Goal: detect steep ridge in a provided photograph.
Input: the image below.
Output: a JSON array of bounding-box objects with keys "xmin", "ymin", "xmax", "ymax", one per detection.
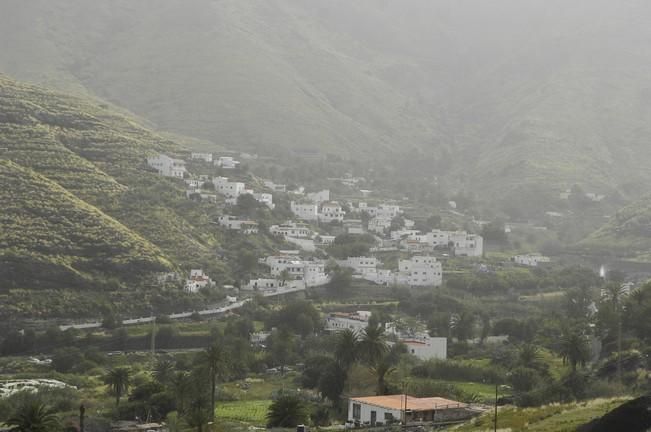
[{"xmin": 0, "ymin": 75, "xmax": 225, "ymax": 297}]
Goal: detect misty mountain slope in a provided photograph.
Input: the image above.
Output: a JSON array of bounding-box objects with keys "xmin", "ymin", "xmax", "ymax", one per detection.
[
  {"xmin": 0, "ymin": 75, "xmax": 227, "ymax": 292},
  {"xmin": 577, "ymin": 198, "xmax": 651, "ymax": 261},
  {"xmin": 2, "ymin": 0, "xmax": 651, "ymax": 199},
  {"xmin": 0, "ymin": 0, "xmax": 441, "ymax": 157}
]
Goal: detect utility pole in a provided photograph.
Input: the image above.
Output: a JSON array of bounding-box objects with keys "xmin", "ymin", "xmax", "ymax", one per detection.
[
  {"xmin": 79, "ymin": 404, "xmax": 85, "ymax": 432},
  {"xmin": 494, "ymin": 383, "xmax": 498, "ymax": 432},
  {"xmin": 150, "ymin": 308, "xmax": 156, "ymax": 360}
]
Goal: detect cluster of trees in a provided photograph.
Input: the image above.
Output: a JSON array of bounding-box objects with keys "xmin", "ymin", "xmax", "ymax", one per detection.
[
  {"xmin": 302, "ymin": 324, "xmax": 406, "ymax": 410},
  {"xmin": 327, "ymin": 233, "xmax": 377, "ymax": 260}
]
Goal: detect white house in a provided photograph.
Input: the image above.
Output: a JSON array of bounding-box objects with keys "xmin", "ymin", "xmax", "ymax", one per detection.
[
  {"xmin": 269, "ymin": 222, "xmax": 313, "ymax": 239},
  {"xmin": 368, "ymin": 216, "xmax": 393, "ymax": 234},
  {"xmin": 306, "ymin": 189, "xmax": 330, "ymax": 205},
  {"xmin": 215, "ymin": 156, "xmax": 239, "ymax": 169},
  {"xmin": 244, "ymin": 278, "xmax": 284, "ymax": 291},
  {"xmin": 399, "ymin": 336, "xmax": 447, "ymax": 360},
  {"xmin": 185, "ymin": 269, "xmax": 212, "ymax": 293},
  {"xmin": 191, "ymin": 152, "xmax": 213, "ymax": 163},
  {"xmin": 398, "ymin": 256, "xmax": 442, "ymax": 287},
  {"xmin": 339, "ymin": 256, "xmax": 379, "ymax": 278},
  {"xmin": 364, "ymin": 203, "xmax": 401, "ymax": 219},
  {"xmin": 303, "ymin": 261, "xmax": 329, "ymax": 287},
  {"xmin": 324, "ymin": 311, "xmax": 372, "ymax": 332},
  {"xmin": 347, "ymin": 395, "xmax": 468, "ymax": 427},
  {"xmin": 315, "ymin": 235, "xmax": 336, "ymax": 246},
  {"xmin": 513, "ymin": 254, "xmax": 551, "ymax": 267},
  {"xmin": 252, "ymin": 192, "xmax": 275, "ymax": 209},
  {"xmin": 290, "ymin": 202, "xmax": 319, "ymax": 221},
  {"xmin": 147, "ymin": 154, "xmax": 186, "ymax": 178},
  {"xmin": 213, "ymin": 177, "xmax": 246, "ymax": 198},
  {"xmin": 185, "ymin": 178, "xmax": 205, "ymax": 189},
  {"xmin": 218, "ymin": 215, "xmax": 259, "ymax": 234},
  {"xmin": 259, "ymin": 256, "xmax": 329, "ymax": 287},
  {"xmin": 319, "ymin": 202, "xmax": 345, "ymax": 223},
  {"xmin": 261, "ymin": 255, "xmax": 306, "ymax": 279},
  {"xmin": 450, "ymin": 232, "xmax": 483, "ymax": 257},
  {"xmin": 402, "ymin": 230, "xmax": 483, "ymax": 257}
]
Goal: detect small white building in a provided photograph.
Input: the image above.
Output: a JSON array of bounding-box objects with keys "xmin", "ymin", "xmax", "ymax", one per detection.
[
  {"xmin": 213, "ymin": 177, "xmax": 246, "ymax": 198},
  {"xmin": 191, "ymin": 152, "xmax": 213, "ymax": 163},
  {"xmin": 398, "ymin": 256, "xmax": 442, "ymax": 287},
  {"xmin": 251, "ymin": 331, "xmax": 271, "ymax": 345},
  {"xmin": 319, "ymin": 202, "xmax": 345, "ymax": 223},
  {"xmin": 513, "ymin": 254, "xmax": 551, "ymax": 267},
  {"xmin": 244, "ymin": 278, "xmax": 284, "ymax": 291},
  {"xmin": 258, "ymin": 256, "xmax": 329, "ymax": 287},
  {"xmin": 367, "ymin": 204, "xmax": 402, "ymax": 219},
  {"xmin": 218, "ymin": 215, "xmax": 259, "ymax": 234},
  {"xmin": 339, "ymin": 256, "xmax": 379, "ymax": 278},
  {"xmin": 400, "ymin": 336, "xmax": 447, "ymax": 360},
  {"xmin": 262, "ymin": 255, "xmax": 306, "ymax": 279},
  {"xmin": 215, "ymin": 156, "xmax": 239, "ymax": 169},
  {"xmin": 324, "ymin": 311, "xmax": 372, "ymax": 333},
  {"xmin": 185, "ymin": 269, "xmax": 212, "ymax": 293},
  {"xmin": 269, "ymin": 222, "xmax": 313, "ymax": 239},
  {"xmin": 252, "ymin": 192, "xmax": 275, "ymax": 209},
  {"xmin": 147, "ymin": 154, "xmax": 186, "ymax": 178},
  {"xmin": 450, "ymin": 232, "xmax": 483, "ymax": 257},
  {"xmin": 316, "ymin": 235, "xmax": 336, "ymax": 246},
  {"xmin": 185, "ymin": 178, "xmax": 205, "ymax": 189},
  {"xmin": 304, "ymin": 261, "xmax": 329, "ymax": 287},
  {"xmin": 368, "ymin": 217, "xmax": 393, "ymax": 234},
  {"xmin": 290, "ymin": 201, "xmax": 319, "ymax": 221}
]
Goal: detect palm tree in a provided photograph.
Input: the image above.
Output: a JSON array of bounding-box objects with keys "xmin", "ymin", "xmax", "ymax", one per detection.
[
  {"xmin": 6, "ymin": 400, "xmax": 60, "ymax": 432},
  {"xmin": 358, "ymin": 324, "xmax": 387, "ymax": 366},
  {"xmin": 517, "ymin": 343, "xmax": 541, "ymax": 369},
  {"xmin": 171, "ymin": 371, "xmax": 192, "ymax": 415},
  {"xmin": 266, "ymin": 395, "xmax": 309, "ymax": 428},
  {"xmin": 198, "ymin": 344, "xmax": 228, "ymax": 423},
  {"xmin": 559, "ymin": 330, "xmax": 591, "ymax": 372},
  {"xmin": 334, "ymin": 329, "xmax": 358, "ymax": 371},
  {"xmin": 370, "ymin": 343, "xmax": 405, "ymax": 395},
  {"xmin": 602, "ymin": 283, "xmax": 628, "ymax": 383},
  {"xmin": 185, "ymin": 393, "xmax": 211, "ymax": 432},
  {"xmin": 450, "ymin": 311, "xmax": 475, "ymax": 343},
  {"xmin": 153, "ymin": 357, "xmax": 176, "ymax": 386},
  {"xmin": 104, "ymin": 367, "xmax": 131, "ymax": 406}
]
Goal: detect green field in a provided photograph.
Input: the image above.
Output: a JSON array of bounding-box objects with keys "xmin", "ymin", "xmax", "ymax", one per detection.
[{"xmin": 217, "ymin": 400, "xmax": 271, "ymax": 426}]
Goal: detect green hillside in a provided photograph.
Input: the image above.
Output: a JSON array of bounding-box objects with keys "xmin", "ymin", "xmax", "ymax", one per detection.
[
  {"xmin": 0, "ymin": 160, "xmax": 171, "ymax": 289},
  {"xmin": 0, "ymin": 75, "xmax": 239, "ymax": 318},
  {"xmin": 454, "ymin": 398, "xmax": 631, "ymax": 432}
]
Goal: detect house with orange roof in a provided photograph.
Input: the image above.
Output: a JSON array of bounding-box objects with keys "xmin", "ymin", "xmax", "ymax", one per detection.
[{"xmin": 347, "ymin": 394, "xmax": 476, "ymax": 427}]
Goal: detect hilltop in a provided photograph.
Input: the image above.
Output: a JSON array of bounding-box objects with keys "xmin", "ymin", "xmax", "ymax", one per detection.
[{"xmin": 3, "ymin": 1, "xmax": 651, "ymax": 202}]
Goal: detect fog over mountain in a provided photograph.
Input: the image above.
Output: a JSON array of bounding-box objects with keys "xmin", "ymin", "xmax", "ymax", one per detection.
[
  {"xmin": 5, "ymin": 3, "xmax": 651, "ymax": 430},
  {"xmin": 2, "ymin": 0, "xmax": 651, "ymax": 199}
]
